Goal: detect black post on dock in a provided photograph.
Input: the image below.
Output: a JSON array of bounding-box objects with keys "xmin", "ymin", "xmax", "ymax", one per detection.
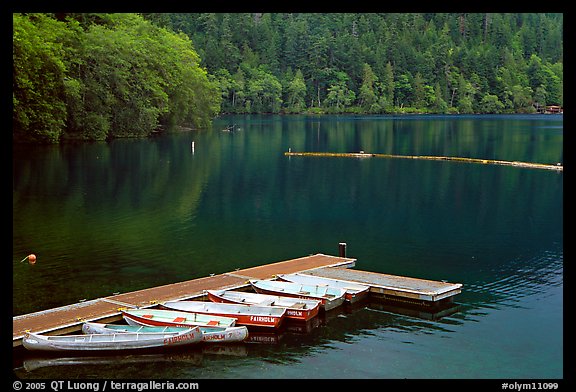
[{"xmin": 338, "ymin": 242, "xmax": 347, "ymax": 258}]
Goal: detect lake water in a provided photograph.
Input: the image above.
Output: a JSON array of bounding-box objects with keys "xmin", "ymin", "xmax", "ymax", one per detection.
[{"xmin": 12, "ymin": 114, "xmax": 563, "ymax": 380}]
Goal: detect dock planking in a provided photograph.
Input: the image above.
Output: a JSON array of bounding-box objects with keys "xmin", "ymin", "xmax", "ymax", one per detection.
[
  {"xmin": 13, "ymin": 252, "xmax": 464, "ymax": 347},
  {"xmin": 13, "ymin": 253, "xmax": 355, "ymax": 347},
  {"xmin": 300, "ymin": 267, "xmax": 462, "ymax": 304}
]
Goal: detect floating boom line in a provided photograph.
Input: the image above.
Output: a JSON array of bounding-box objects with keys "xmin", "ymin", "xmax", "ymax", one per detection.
[{"xmin": 284, "ymin": 151, "xmax": 563, "ymax": 172}]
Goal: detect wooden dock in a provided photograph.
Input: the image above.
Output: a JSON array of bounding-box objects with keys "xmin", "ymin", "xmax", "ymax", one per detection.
[
  {"xmin": 13, "ymin": 252, "xmax": 464, "ymax": 347},
  {"xmin": 13, "ymin": 253, "xmax": 355, "ymax": 347},
  {"xmin": 285, "ymin": 151, "xmax": 563, "ymax": 171}
]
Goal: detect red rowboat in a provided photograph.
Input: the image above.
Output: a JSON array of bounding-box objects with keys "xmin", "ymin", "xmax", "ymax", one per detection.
[
  {"xmin": 122, "ymin": 308, "xmax": 237, "ymax": 328},
  {"xmin": 206, "ymin": 289, "xmax": 321, "ymax": 322},
  {"xmin": 161, "ymin": 300, "xmax": 286, "ymax": 329}
]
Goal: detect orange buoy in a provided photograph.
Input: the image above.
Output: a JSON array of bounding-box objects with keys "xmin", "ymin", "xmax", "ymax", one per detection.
[{"xmin": 28, "ymin": 254, "xmax": 36, "ymax": 264}]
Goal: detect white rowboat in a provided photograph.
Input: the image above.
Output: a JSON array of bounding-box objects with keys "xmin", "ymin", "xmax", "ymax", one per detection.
[
  {"xmin": 250, "ymin": 279, "xmax": 346, "ymax": 311},
  {"xmin": 21, "ymin": 327, "xmax": 202, "ymax": 352},
  {"xmin": 82, "ymin": 322, "xmax": 248, "ymax": 343},
  {"xmin": 277, "ymin": 273, "xmax": 370, "ymax": 303}
]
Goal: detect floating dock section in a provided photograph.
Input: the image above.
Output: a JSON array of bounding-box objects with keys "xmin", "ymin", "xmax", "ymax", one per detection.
[
  {"xmin": 299, "ymin": 267, "xmax": 462, "ymax": 306},
  {"xmin": 13, "ymin": 251, "xmax": 463, "ymax": 347},
  {"xmin": 285, "ymin": 151, "xmax": 563, "ymax": 171}
]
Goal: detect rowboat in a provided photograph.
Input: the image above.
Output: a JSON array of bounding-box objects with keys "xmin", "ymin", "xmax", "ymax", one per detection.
[
  {"xmin": 250, "ymin": 279, "xmax": 346, "ymax": 311},
  {"xmin": 21, "ymin": 327, "xmax": 202, "ymax": 352},
  {"xmin": 276, "ymin": 273, "xmax": 370, "ymax": 303},
  {"xmin": 206, "ymin": 289, "xmax": 320, "ymax": 322},
  {"xmin": 161, "ymin": 300, "xmax": 286, "ymax": 329},
  {"xmin": 122, "ymin": 308, "xmax": 237, "ymax": 328},
  {"xmin": 82, "ymin": 322, "xmax": 249, "ymax": 343}
]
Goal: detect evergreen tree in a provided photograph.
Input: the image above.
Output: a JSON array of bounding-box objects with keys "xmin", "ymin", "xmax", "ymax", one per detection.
[
  {"xmin": 286, "ymin": 69, "xmax": 307, "ymax": 112},
  {"xmin": 358, "ymin": 63, "xmax": 378, "ymax": 111}
]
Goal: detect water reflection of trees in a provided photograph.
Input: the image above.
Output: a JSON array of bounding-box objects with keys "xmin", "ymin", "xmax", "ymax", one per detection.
[{"xmin": 12, "ymin": 115, "xmax": 563, "ymax": 317}]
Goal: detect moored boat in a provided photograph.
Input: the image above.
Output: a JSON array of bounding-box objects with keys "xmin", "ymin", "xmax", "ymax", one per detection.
[
  {"xmin": 21, "ymin": 327, "xmax": 202, "ymax": 352},
  {"xmin": 276, "ymin": 273, "xmax": 370, "ymax": 303},
  {"xmin": 206, "ymin": 289, "xmax": 320, "ymax": 322},
  {"xmin": 250, "ymin": 279, "xmax": 346, "ymax": 311},
  {"xmin": 161, "ymin": 300, "xmax": 286, "ymax": 329},
  {"xmin": 122, "ymin": 308, "xmax": 237, "ymax": 328},
  {"xmin": 82, "ymin": 322, "xmax": 248, "ymax": 343}
]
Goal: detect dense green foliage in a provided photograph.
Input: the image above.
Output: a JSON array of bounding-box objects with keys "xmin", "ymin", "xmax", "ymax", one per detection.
[
  {"xmin": 145, "ymin": 13, "xmax": 563, "ymax": 115},
  {"xmin": 13, "ymin": 13, "xmax": 220, "ymax": 143},
  {"xmin": 13, "ymin": 13, "xmax": 563, "ymax": 143}
]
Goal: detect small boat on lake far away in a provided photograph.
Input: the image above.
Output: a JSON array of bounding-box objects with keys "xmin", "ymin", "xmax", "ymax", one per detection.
[
  {"xmin": 206, "ymin": 289, "xmax": 321, "ymax": 322},
  {"xmin": 122, "ymin": 308, "xmax": 237, "ymax": 328},
  {"xmin": 21, "ymin": 327, "xmax": 202, "ymax": 352},
  {"xmin": 82, "ymin": 322, "xmax": 249, "ymax": 344},
  {"xmin": 250, "ymin": 279, "xmax": 347, "ymax": 311},
  {"xmin": 276, "ymin": 273, "xmax": 370, "ymax": 303},
  {"xmin": 161, "ymin": 300, "xmax": 286, "ymax": 329}
]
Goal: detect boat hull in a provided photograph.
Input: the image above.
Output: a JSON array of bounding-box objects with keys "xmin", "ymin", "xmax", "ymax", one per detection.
[
  {"xmin": 251, "ymin": 287, "xmax": 345, "ymax": 311},
  {"xmin": 250, "ymin": 280, "xmax": 346, "ymax": 311},
  {"xmin": 199, "ymin": 326, "xmax": 249, "ymax": 343},
  {"xmin": 22, "ymin": 328, "xmax": 202, "ymax": 352},
  {"xmin": 83, "ymin": 322, "xmax": 248, "ymax": 343},
  {"xmin": 122, "ymin": 309, "xmax": 236, "ymax": 328},
  {"xmin": 277, "ymin": 273, "xmax": 370, "ymax": 303},
  {"xmin": 161, "ymin": 301, "xmax": 285, "ymax": 329},
  {"xmin": 343, "ymin": 291, "xmax": 369, "ymax": 303},
  {"xmin": 207, "ymin": 290, "xmax": 320, "ymax": 322}
]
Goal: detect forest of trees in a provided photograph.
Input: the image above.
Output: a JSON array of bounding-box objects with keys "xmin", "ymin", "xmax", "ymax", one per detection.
[
  {"xmin": 13, "ymin": 13, "xmax": 221, "ymax": 143},
  {"xmin": 13, "ymin": 13, "xmax": 563, "ymax": 143}
]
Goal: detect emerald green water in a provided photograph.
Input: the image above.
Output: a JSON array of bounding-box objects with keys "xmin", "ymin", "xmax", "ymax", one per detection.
[{"xmin": 13, "ymin": 114, "xmax": 563, "ymax": 379}]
